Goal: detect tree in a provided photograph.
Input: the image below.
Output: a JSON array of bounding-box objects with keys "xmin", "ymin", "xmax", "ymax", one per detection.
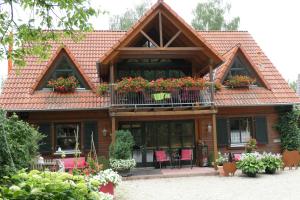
[
  {"xmin": 288, "ymin": 80, "xmax": 297, "ymax": 92},
  {"xmin": 109, "ymin": 0, "xmax": 152, "ymax": 31},
  {"xmin": 0, "ymin": 0, "xmax": 99, "ymax": 68},
  {"xmin": 0, "ymin": 110, "xmax": 44, "ymax": 177},
  {"xmin": 191, "ymin": 0, "xmax": 240, "ymax": 31}
]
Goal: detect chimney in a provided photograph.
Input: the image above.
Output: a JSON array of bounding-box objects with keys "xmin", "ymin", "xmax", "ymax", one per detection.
[{"xmin": 8, "ymin": 33, "xmax": 13, "ymax": 73}]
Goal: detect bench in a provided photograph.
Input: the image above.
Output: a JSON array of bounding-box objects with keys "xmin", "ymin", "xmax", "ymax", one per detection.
[{"xmin": 62, "ymin": 157, "xmax": 86, "ymax": 170}]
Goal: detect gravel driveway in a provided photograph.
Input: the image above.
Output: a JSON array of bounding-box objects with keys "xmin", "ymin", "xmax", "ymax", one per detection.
[{"xmin": 115, "ymin": 169, "xmax": 300, "ymax": 200}]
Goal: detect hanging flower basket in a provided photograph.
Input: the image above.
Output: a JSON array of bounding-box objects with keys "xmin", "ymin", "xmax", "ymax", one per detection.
[{"xmin": 47, "ymin": 76, "xmax": 79, "ymax": 93}]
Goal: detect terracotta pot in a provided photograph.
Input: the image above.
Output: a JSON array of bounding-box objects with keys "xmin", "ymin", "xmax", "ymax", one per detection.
[
  {"xmin": 99, "ymin": 182, "xmax": 114, "ymax": 195},
  {"xmin": 217, "ymin": 165, "xmax": 225, "ymax": 176},
  {"xmin": 282, "ymin": 150, "xmax": 300, "ymax": 169},
  {"xmin": 223, "ymin": 162, "xmax": 237, "ymax": 176}
]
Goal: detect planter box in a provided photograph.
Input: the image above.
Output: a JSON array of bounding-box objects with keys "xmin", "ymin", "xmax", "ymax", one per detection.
[
  {"xmin": 282, "ymin": 150, "xmax": 300, "ymax": 169},
  {"xmin": 99, "ymin": 182, "xmax": 114, "ymax": 195}
]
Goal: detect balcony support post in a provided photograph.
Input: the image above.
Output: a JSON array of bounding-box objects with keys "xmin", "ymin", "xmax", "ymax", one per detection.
[
  {"xmin": 209, "ymin": 59, "xmax": 215, "ymax": 105},
  {"xmin": 212, "ymin": 112, "xmax": 218, "ymax": 169},
  {"xmin": 111, "ymin": 116, "xmax": 116, "ymax": 143},
  {"xmin": 110, "ymin": 62, "xmax": 115, "ymax": 105}
]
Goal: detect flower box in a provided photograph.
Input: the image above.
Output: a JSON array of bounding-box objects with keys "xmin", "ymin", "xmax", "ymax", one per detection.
[
  {"xmin": 225, "ymin": 75, "xmax": 255, "ymax": 88},
  {"xmin": 47, "ymin": 76, "xmax": 79, "ymax": 93}
]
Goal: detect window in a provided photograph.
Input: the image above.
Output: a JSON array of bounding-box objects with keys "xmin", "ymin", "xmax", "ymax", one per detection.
[
  {"xmin": 40, "ymin": 54, "xmax": 89, "ymax": 90},
  {"xmin": 229, "ymin": 118, "xmax": 252, "ymax": 146},
  {"xmin": 228, "ymin": 56, "xmax": 252, "ymax": 77},
  {"xmin": 55, "ymin": 123, "xmax": 80, "ymax": 151}
]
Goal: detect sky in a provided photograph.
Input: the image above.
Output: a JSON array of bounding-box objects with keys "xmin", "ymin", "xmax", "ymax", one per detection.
[{"xmin": 1, "ymin": 0, "xmax": 300, "ymax": 83}]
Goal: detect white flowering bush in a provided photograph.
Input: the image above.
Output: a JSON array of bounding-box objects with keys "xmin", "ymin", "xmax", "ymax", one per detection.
[
  {"xmin": 93, "ymin": 169, "xmax": 122, "ymax": 186},
  {"xmin": 261, "ymin": 152, "xmax": 283, "ymax": 174},
  {"xmin": 110, "ymin": 159, "xmax": 136, "ymax": 171},
  {"xmin": 215, "ymin": 152, "xmax": 228, "ymax": 166},
  {"xmin": 236, "ymin": 152, "xmax": 264, "ymax": 177}
]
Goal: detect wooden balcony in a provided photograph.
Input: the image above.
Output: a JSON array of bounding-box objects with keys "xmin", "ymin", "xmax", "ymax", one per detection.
[{"xmin": 108, "ymin": 84, "xmax": 213, "ymax": 108}]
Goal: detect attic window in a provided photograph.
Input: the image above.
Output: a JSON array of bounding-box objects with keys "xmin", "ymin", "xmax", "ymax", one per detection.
[{"xmin": 40, "ymin": 54, "xmax": 89, "ymax": 90}]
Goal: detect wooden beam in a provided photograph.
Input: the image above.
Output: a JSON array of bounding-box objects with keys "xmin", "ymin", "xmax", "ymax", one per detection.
[
  {"xmin": 212, "ymin": 113, "xmax": 218, "ymax": 169},
  {"xmin": 209, "ymin": 59, "xmax": 215, "ymax": 104},
  {"xmin": 109, "ymin": 62, "xmax": 114, "ymax": 83},
  {"xmin": 111, "ymin": 117, "xmax": 116, "ymax": 143},
  {"xmin": 165, "ymin": 30, "xmax": 181, "ymax": 47},
  {"xmin": 118, "ymin": 47, "xmax": 203, "ymax": 51},
  {"xmin": 159, "ymin": 12, "xmax": 163, "ymax": 47},
  {"xmin": 140, "ymin": 30, "xmax": 159, "ymax": 47},
  {"xmin": 110, "ymin": 109, "xmax": 217, "ymax": 117}
]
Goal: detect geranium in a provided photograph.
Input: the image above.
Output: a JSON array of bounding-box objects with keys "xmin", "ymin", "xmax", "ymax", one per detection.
[
  {"xmin": 47, "ymin": 76, "xmax": 79, "ymax": 93},
  {"xmin": 116, "ymin": 77, "xmax": 149, "ymax": 92},
  {"xmin": 97, "ymin": 83, "xmax": 109, "ymax": 96},
  {"xmin": 225, "ymin": 75, "xmax": 256, "ymax": 88}
]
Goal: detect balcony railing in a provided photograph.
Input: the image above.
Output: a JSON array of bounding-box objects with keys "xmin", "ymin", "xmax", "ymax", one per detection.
[{"xmin": 109, "ymin": 84, "xmax": 213, "ymax": 108}]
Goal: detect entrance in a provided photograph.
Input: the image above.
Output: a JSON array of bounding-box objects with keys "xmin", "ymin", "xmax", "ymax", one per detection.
[{"xmin": 119, "ymin": 120, "xmax": 195, "ymax": 167}]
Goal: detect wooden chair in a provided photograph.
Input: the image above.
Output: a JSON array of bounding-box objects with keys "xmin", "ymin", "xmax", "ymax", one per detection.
[
  {"xmin": 180, "ymin": 149, "xmax": 193, "ymax": 169},
  {"xmin": 155, "ymin": 150, "xmax": 171, "ymax": 169}
]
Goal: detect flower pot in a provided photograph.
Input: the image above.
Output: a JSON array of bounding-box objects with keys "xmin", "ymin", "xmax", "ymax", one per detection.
[
  {"xmin": 99, "ymin": 182, "xmax": 114, "ymax": 195},
  {"xmin": 265, "ymin": 167, "xmax": 276, "ymax": 174},
  {"xmin": 223, "ymin": 162, "xmax": 237, "ymax": 176},
  {"xmin": 217, "ymin": 165, "xmax": 225, "ymax": 176},
  {"xmin": 117, "ymin": 168, "xmax": 131, "ymax": 177},
  {"xmin": 243, "ymin": 170, "xmax": 257, "ymax": 177}
]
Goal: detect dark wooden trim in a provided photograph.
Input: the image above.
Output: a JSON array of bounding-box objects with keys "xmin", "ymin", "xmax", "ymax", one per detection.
[
  {"xmin": 141, "ymin": 30, "xmax": 159, "ymax": 47},
  {"xmin": 159, "ymin": 12, "xmax": 163, "ymax": 47},
  {"xmin": 165, "ymin": 30, "xmax": 181, "ymax": 47},
  {"xmin": 118, "ymin": 47, "xmax": 203, "ymax": 51}
]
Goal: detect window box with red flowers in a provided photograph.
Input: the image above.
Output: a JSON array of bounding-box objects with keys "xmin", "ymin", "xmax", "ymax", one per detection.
[
  {"xmin": 225, "ymin": 75, "xmax": 256, "ymax": 88},
  {"xmin": 47, "ymin": 76, "xmax": 79, "ymax": 93}
]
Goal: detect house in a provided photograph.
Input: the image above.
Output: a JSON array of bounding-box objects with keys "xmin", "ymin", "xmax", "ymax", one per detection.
[{"xmin": 1, "ymin": 1, "xmax": 299, "ymax": 167}]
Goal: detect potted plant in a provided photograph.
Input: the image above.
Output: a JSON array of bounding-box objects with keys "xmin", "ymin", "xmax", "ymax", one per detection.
[
  {"xmin": 223, "ymin": 153, "xmax": 237, "ymax": 176},
  {"xmin": 215, "ymin": 152, "xmax": 228, "ymax": 176},
  {"xmin": 261, "ymin": 152, "xmax": 283, "ymax": 174},
  {"xmin": 236, "ymin": 152, "xmax": 264, "ymax": 177},
  {"xmin": 47, "ymin": 76, "xmax": 79, "ymax": 93},
  {"xmin": 97, "ymin": 83, "xmax": 109, "ymax": 96},
  {"xmin": 92, "ymin": 169, "xmax": 122, "ymax": 195},
  {"xmin": 225, "ymin": 75, "xmax": 255, "ymax": 88},
  {"xmin": 109, "ymin": 130, "xmax": 136, "ymax": 176},
  {"xmin": 245, "ymin": 138, "xmax": 257, "ymax": 153}
]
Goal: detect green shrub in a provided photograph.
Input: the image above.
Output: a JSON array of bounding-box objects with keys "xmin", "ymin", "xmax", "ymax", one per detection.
[
  {"xmin": 236, "ymin": 153, "xmax": 264, "ymax": 177},
  {"xmin": 98, "ymin": 156, "xmax": 110, "ymax": 170},
  {"xmin": 275, "ymin": 109, "xmax": 300, "ymax": 151},
  {"xmin": 109, "ymin": 130, "xmax": 134, "ymax": 160},
  {"xmin": 261, "ymin": 152, "xmax": 283, "ymax": 174},
  {"xmin": 0, "ymin": 110, "xmax": 44, "ymax": 177},
  {"xmin": 0, "ymin": 170, "xmax": 113, "ymax": 200}
]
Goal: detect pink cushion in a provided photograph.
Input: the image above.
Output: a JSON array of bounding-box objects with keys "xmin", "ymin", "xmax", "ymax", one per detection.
[
  {"xmin": 63, "ymin": 157, "xmax": 86, "ymax": 169},
  {"xmin": 155, "ymin": 151, "xmax": 169, "ymax": 162},
  {"xmin": 181, "ymin": 149, "xmax": 192, "ymax": 161}
]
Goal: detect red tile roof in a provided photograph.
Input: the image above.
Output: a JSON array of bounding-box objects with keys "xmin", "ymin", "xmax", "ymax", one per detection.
[{"xmin": 1, "ymin": 30, "xmax": 299, "ymax": 111}]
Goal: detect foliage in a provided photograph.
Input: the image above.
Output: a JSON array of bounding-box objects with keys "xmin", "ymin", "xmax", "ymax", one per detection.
[
  {"xmin": 215, "ymin": 152, "xmax": 228, "ymax": 166},
  {"xmin": 225, "ymin": 75, "xmax": 256, "ymax": 88},
  {"xmin": 116, "ymin": 77, "xmax": 149, "ymax": 92},
  {"xmin": 0, "ymin": 170, "xmax": 113, "ymax": 200},
  {"xmin": 214, "ymin": 81, "xmax": 222, "ymax": 91},
  {"xmin": 236, "ymin": 152, "xmax": 264, "ymax": 177},
  {"xmin": 245, "ymin": 138, "xmax": 257, "ymax": 153},
  {"xmin": 288, "ymin": 80, "xmax": 297, "ymax": 92},
  {"xmin": 97, "ymin": 83, "xmax": 109, "ymax": 96},
  {"xmin": 260, "ymin": 152, "xmax": 283, "ymax": 174},
  {"xmin": 109, "ymin": 159, "xmax": 136, "ymax": 171},
  {"xmin": 275, "ymin": 109, "xmax": 300, "ymax": 151},
  {"xmin": 0, "ymin": 110, "xmax": 43, "ymax": 177},
  {"xmin": 98, "ymin": 156, "xmax": 110, "ymax": 170},
  {"xmin": 109, "ymin": 130, "xmax": 134, "ymax": 160},
  {"xmin": 0, "ymin": 0, "xmax": 99, "ymax": 68},
  {"xmin": 47, "ymin": 76, "xmax": 79, "ymax": 93},
  {"xmin": 83, "ymin": 154, "xmax": 103, "ymax": 176},
  {"xmin": 109, "ymin": 0, "xmax": 152, "ymax": 30},
  {"xmin": 92, "ymin": 169, "xmax": 122, "ymax": 186},
  {"xmin": 191, "ymin": 0, "xmax": 240, "ymax": 31}
]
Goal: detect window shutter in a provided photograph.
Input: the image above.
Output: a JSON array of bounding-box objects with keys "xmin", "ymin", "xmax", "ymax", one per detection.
[
  {"xmin": 83, "ymin": 121, "xmax": 98, "ymax": 152},
  {"xmin": 217, "ymin": 118, "xmax": 228, "ymax": 146},
  {"xmin": 38, "ymin": 123, "xmax": 52, "ymax": 153},
  {"xmin": 255, "ymin": 116, "xmax": 268, "ymax": 144}
]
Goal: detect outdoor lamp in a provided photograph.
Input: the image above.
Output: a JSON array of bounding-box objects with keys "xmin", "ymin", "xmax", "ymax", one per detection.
[
  {"xmin": 207, "ymin": 122, "xmax": 212, "ymax": 134},
  {"xmin": 102, "ymin": 128, "xmax": 108, "ymax": 137}
]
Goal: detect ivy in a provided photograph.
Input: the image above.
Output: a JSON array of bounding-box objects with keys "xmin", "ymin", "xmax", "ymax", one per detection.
[{"xmin": 275, "ymin": 108, "xmax": 300, "ymax": 151}]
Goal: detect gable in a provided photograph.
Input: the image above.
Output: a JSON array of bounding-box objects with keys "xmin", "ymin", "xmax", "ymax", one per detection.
[
  {"xmin": 99, "ymin": 1, "xmax": 224, "ymax": 67},
  {"xmin": 32, "ymin": 47, "xmax": 95, "ymax": 93},
  {"xmin": 220, "ymin": 45, "xmax": 270, "ymax": 89}
]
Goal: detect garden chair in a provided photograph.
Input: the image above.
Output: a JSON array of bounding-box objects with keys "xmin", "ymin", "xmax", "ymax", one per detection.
[
  {"xmin": 155, "ymin": 150, "xmax": 171, "ymax": 169},
  {"xmin": 180, "ymin": 149, "xmax": 193, "ymax": 169},
  {"xmin": 62, "ymin": 157, "xmax": 86, "ymax": 172}
]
